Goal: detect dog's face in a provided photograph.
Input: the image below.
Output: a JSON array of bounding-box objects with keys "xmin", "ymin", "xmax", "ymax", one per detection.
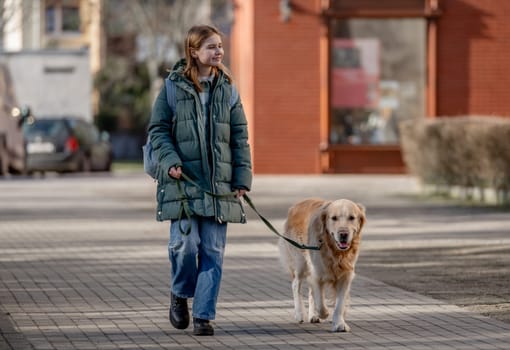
[{"xmin": 321, "ymin": 199, "xmax": 366, "ymax": 251}]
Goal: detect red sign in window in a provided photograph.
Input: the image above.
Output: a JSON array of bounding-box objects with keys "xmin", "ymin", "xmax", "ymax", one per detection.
[{"xmin": 331, "ymin": 39, "xmax": 380, "ymax": 109}]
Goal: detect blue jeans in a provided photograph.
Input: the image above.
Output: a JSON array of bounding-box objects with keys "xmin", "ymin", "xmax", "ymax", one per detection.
[{"xmin": 168, "ymin": 216, "xmax": 227, "ymax": 320}]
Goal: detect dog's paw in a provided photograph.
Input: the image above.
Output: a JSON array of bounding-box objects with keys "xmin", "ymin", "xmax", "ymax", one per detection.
[
  {"xmin": 318, "ymin": 308, "xmax": 329, "ymax": 320},
  {"xmin": 332, "ymin": 322, "xmax": 350, "ymax": 333},
  {"xmin": 294, "ymin": 309, "xmax": 304, "ymax": 323},
  {"xmin": 309, "ymin": 315, "xmax": 321, "ymax": 323}
]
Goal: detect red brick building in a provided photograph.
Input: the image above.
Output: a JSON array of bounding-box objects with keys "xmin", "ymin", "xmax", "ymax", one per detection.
[{"xmin": 230, "ymin": 0, "xmax": 510, "ymax": 174}]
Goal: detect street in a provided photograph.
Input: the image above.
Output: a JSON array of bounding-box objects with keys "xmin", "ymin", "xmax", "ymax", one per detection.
[{"xmin": 1, "ymin": 172, "xmax": 509, "ymax": 349}]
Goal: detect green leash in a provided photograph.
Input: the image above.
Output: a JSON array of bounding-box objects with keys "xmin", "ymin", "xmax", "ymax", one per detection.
[
  {"xmin": 175, "ymin": 180, "xmax": 192, "ymax": 235},
  {"xmin": 175, "ymin": 173, "xmax": 237, "ymax": 236},
  {"xmin": 241, "ymin": 193, "xmax": 321, "ymax": 251},
  {"xmin": 176, "ymin": 173, "xmax": 321, "ymax": 251}
]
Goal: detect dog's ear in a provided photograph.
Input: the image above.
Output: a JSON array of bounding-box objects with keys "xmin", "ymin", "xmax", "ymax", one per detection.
[
  {"xmin": 319, "ymin": 201, "xmax": 332, "ymax": 232},
  {"xmin": 308, "ymin": 211, "xmax": 323, "ymax": 245},
  {"xmin": 356, "ymin": 203, "xmax": 366, "ymax": 231},
  {"xmin": 309, "ymin": 201, "xmax": 331, "ymax": 237}
]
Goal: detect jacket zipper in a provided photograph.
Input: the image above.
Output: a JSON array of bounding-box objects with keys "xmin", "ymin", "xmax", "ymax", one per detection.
[{"xmin": 209, "ymin": 81, "xmax": 219, "ymax": 222}]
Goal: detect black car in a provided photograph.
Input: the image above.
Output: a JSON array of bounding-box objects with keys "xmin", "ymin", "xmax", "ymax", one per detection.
[{"xmin": 23, "ymin": 117, "xmax": 112, "ymax": 173}]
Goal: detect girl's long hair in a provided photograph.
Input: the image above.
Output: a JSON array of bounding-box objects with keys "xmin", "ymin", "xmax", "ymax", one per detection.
[{"xmin": 184, "ymin": 25, "xmax": 233, "ymax": 92}]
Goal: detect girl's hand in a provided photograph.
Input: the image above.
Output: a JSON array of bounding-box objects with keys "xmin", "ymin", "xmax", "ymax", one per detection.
[
  {"xmin": 235, "ymin": 189, "xmax": 247, "ymax": 198},
  {"xmin": 169, "ymin": 166, "xmax": 182, "ymax": 179}
]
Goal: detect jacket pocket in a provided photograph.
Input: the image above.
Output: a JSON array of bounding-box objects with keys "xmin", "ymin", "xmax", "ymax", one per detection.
[{"xmin": 217, "ymin": 196, "xmax": 246, "ymax": 223}]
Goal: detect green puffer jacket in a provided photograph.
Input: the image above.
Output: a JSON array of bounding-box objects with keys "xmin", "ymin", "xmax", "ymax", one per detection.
[{"xmin": 148, "ymin": 61, "xmax": 252, "ymax": 224}]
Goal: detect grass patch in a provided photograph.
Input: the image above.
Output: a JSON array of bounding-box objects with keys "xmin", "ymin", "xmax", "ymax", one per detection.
[{"xmin": 112, "ymin": 160, "xmax": 144, "ymax": 173}]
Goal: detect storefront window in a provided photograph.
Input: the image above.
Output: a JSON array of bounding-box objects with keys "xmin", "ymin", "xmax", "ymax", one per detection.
[{"xmin": 330, "ymin": 19, "xmax": 426, "ymax": 145}]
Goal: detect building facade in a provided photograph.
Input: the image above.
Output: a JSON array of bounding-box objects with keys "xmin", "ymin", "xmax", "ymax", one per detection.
[
  {"xmin": 231, "ymin": 0, "xmax": 510, "ymax": 174},
  {"xmin": 1, "ymin": 0, "xmax": 104, "ymax": 73},
  {"xmin": 1, "ymin": 0, "xmax": 104, "ymax": 121}
]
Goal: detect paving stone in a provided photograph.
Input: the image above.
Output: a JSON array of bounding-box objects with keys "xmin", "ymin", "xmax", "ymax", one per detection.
[{"xmin": 1, "ymin": 174, "xmax": 509, "ymax": 349}]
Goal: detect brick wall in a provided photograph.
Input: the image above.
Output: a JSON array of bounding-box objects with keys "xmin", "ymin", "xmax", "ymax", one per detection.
[
  {"xmin": 232, "ymin": 0, "xmax": 510, "ymax": 174},
  {"xmin": 437, "ymin": 0, "xmax": 510, "ymax": 116},
  {"xmin": 251, "ymin": 0, "xmax": 323, "ymax": 174}
]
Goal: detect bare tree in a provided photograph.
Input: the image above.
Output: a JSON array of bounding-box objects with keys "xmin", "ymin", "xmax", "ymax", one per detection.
[
  {"xmin": 0, "ymin": 0, "xmax": 35, "ymax": 50},
  {"xmin": 104, "ymin": 0, "xmax": 211, "ymax": 102}
]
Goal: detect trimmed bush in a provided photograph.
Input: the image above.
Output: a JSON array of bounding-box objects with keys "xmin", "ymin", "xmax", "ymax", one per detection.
[
  {"xmin": 399, "ymin": 116, "xmax": 510, "ymax": 204},
  {"xmin": 486, "ymin": 122, "xmax": 510, "ymax": 203}
]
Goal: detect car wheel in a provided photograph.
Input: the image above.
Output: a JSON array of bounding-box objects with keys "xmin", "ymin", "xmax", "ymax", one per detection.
[
  {"xmin": 80, "ymin": 155, "xmax": 92, "ymax": 172},
  {"xmin": 104, "ymin": 156, "xmax": 112, "ymax": 172}
]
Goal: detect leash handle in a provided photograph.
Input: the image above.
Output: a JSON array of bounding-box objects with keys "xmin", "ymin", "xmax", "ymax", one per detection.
[
  {"xmin": 176, "ymin": 180, "xmax": 192, "ymax": 235},
  {"xmin": 174, "ymin": 172, "xmax": 235, "ymax": 236}
]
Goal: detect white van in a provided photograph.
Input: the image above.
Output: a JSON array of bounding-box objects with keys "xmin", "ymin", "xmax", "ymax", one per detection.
[{"xmin": 0, "ymin": 63, "xmax": 30, "ymax": 175}]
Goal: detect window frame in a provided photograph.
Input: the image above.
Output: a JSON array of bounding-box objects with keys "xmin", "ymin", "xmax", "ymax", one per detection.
[
  {"xmin": 318, "ymin": 0, "xmax": 441, "ymax": 173},
  {"xmin": 44, "ymin": 0, "xmax": 81, "ymax": 37}
]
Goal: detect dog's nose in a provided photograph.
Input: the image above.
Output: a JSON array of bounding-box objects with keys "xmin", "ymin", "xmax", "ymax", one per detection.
[{"xmin": 339, "ymin": 233, "xmax": 348, "ymax": 241}]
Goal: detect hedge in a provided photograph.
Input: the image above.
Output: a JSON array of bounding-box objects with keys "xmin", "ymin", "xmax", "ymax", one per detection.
[{"xmin": 399, "ymin": 116, "xmax": 510, "ymax": 204}]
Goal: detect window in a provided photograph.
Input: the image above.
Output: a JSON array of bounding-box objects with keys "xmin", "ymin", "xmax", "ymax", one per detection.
[
  {"xmin": 45, "ymin": 6, "xmax": 56, "ymax": 33},
  {"xmin": 329, "ymin": 18, "xmax": 426, "ymax": 145},
  {"xmin": 62, "ymin": 6, "xmax": 80, "ymax": 32},
  {"xmin": 45, "ymin": 1, "xmax": 80, "ymax": 35}
]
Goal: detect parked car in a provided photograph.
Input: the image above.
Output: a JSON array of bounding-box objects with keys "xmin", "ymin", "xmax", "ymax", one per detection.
[
  {"xmin": 0, "ymin": 63, "xmax": 30, "ymax": 175},
  {"xmin": 23, "ymin": 117, "xmax": 112, "ymax": 174}
]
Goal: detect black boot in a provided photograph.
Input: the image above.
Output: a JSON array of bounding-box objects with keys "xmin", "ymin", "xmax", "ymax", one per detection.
[
  {"xmin": 193, "ymin": 318, "xmax": 214, "ymax": 336},
  {"xmin": 169, "ymin": 292, "xmax": 189, "ymax": 329}
]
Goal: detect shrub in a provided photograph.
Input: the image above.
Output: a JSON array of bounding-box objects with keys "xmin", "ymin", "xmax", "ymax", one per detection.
[
  {"xmin": 486, "ymin": 122, "xmax": 510, "ymax": 203},
  {"xmin": 399, "ymin": 116, "xmax": 510, "ymax": 204},
  {"xmin": 94, "ymin": 59, "xmax": 151, "ymax": 134}
]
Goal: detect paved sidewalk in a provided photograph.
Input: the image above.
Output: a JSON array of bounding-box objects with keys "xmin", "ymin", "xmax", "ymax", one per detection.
[{"xmin": 1, "ymin": 173, "xmax": 509, "ymax": 349}]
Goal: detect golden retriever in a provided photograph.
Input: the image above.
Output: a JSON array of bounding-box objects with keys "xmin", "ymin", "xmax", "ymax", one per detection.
[{"xmin": 278, "ymin": 198, "xmax": 366, "ymax": 332}]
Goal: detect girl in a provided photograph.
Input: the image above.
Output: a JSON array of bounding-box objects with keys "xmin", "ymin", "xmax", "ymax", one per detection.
[{"xmin": 148, "ymin": 25, "xmax": 252, "ymax": 336}]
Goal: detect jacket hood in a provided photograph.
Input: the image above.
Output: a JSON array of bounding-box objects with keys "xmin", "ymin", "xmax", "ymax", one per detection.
[
  {"xmin": 167, "ymin": 58, "xmax": 186, "ymax": 80},
  {"xmin": 171, "ymin": 58, "xmax": 187, "ymax": 73}
]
